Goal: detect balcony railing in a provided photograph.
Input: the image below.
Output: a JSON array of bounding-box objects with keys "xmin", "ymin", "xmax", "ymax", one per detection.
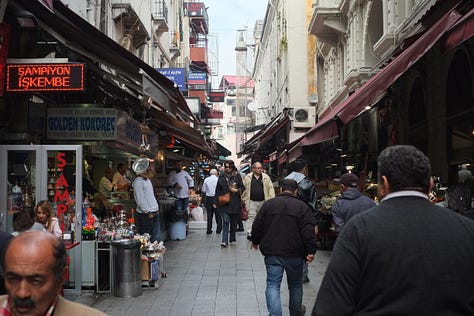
[{"xmin": 152, "ymin": 0, "xmax": 168, "ymax": 22}]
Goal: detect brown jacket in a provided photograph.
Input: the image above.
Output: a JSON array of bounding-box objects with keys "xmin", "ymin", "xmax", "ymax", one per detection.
[{"xmin": 0, "ymin": 295, "xmax": 108, "ymax": 316}]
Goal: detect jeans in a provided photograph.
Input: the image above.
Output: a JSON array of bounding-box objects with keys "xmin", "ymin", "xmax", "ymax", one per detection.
[
  {"xmin": 175, "ymin": 197, "xmax": 189, "ymax": 212},
  {"xmin": 264, "ymin": 256, "xmax": 304, "ymax": 316},
  {"xmin": 221, "ymin": 212, "xmax": 238, "ymax": 244}
]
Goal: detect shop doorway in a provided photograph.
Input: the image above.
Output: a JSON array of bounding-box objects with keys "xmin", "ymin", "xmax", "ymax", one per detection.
[{"xmin": 0, "ymin": 144, "xmax": 83, "ymax": 295}]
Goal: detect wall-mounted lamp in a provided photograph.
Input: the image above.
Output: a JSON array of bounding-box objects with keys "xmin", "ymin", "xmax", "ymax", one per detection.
[{"xmin": 12, "ymin": 10, "xmax": 39, "ymax": 29}]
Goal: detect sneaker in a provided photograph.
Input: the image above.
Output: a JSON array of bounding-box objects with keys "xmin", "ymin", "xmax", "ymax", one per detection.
[
  {"xmin": 220, "ymin": 242, "xmax": 228, "ymax": 248},
  {"xmin": 302, "ymin": 277, "xmax": 310, "ymax": 284},
  {"xmin": 229, "ymin": 241, "xmax": 236, "ymax": 245},
  {"xmin": 297, "ymin": 304, "xmax": 306, "ymax": 316}
]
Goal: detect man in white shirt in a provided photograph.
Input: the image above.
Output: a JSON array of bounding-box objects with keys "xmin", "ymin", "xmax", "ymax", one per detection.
[
  {"xmin": 133, "ymin": 167, "xmax": 160, "ymax": 242},
  {"xmin": 168, "ymin": 161, "xmax": 195, "ymax": 213},
  {"xmin": 202, "ymin": 169, "xmax": 220, "ymax": 234}
]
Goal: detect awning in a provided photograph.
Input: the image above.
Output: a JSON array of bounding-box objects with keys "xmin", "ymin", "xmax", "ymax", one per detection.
[
  {"xmin": 148, "ymin": 110, "xmax": 209, "ymax": 153},
  {"xmin": 241, "ymin": 113, "xmax": 290, "ymax": 156},
  {"xmin": 209, "ymin": 140, "xmax": 231, "ymax": 158},
  {"xmin": 443, "ymin": 7, "xmax": 474, "ymax": 51},
  {"xmin": 301, "ymin": 7, "xmax": 462, "ymax": 147}
]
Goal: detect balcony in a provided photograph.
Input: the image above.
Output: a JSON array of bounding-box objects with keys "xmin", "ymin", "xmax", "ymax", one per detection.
[
  {"xmin": 309, "ymin": 0, "xmax": 345, "ymax": 47},
  {"xmin": 190, "ymin": 45, "xmax": 208, "ymax": 70},
  {"xmin": 152, "ymin": 0, "xmax": 169, "ymax": 34},
  {"xmin": 184, "ymin": 2, "xmax": 209, "ymax": 34},
  {"xmin": 112, "ymin": 3, "xmax": 150, "ymax": 48}
]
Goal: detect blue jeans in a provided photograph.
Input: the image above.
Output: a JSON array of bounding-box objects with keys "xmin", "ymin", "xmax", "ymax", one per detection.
[
  {"xmin": 264, "ymin": 256, "xmax": 304, "ymax": 316},
  {"xmin": 175, "ymin": 197, "xmax": 189, "ymax": 212},
  {"xmin": 221, "ymin": 212, "xmax": 238, "ymax": 244}
]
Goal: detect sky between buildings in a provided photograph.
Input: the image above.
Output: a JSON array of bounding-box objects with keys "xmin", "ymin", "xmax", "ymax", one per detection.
[{"xmin": 205, "ymin": 0, "xmax": 268, "ymax": 88}]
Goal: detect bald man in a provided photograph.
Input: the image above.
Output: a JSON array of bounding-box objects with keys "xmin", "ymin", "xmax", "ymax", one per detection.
[{"xmin": 0, "ymin": 231, "xmax": 106, "ymax": 316}]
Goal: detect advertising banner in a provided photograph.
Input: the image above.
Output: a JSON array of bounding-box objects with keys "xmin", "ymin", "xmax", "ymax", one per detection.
[
  {"xmin": 157, "ymin": 68, "xmax": 186, "ymax": 91},
  {"xmin": 47, "ymin": 108, "xmax": 117, "ymax": 140}
]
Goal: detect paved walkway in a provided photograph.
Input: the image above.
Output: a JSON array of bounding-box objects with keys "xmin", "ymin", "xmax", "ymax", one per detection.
[{"xmin": 67, "ymin": 226, "xmax": 332, "ymax": 315}]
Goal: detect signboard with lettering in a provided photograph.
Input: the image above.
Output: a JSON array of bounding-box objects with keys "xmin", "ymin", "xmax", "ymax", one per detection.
[
  {"xmin": 47, "ymin": 108, "xmax": 117, "ymax": 140},
  {"xmin": 6, "ymin": 63, "xmax": 85, "ymax": 92},
  {"xmin": 157, "ymin": 68, "xmax": 186, "ymax": 91},
  {"xmin": 208, "ymin": 90, "xmax": 225, "ymax": 102},
  {"xmin": 115, "ymin": 113, "xmax": 158, "ymax": 154},
  {"xmin": 188, "ymin": 71, "xmax": 207, "ymax": 85}
]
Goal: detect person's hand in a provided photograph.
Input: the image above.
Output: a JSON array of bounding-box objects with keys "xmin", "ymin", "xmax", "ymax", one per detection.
[
  {"xmin": 314, "ymin": 226, "xmax": 319, "ymax": 236},
  {"xmin": 188, "ymin": 189, "xmax": 195, "ymax": 195},
  {"xmin": 212, "ymin": 204, "xmax": 217, "ymax": 208},
  {"xmin": 306, "ymin": 253, "xmax": 315, "ymax": 263},
  {"xmin": 176, "ymin": 184, "xmax": 182, "ymax": 189},
  {"xmin": 250, "ymin": 243, "xmax": 259, "ymax": 251}
]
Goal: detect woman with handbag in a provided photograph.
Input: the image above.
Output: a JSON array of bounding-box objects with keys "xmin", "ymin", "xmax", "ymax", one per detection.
[{"xmin": 215, "ymin": 160, "xmax": 245, "ymax": 247}]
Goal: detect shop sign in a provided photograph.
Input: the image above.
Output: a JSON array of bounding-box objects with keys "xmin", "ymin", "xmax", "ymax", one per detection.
[
  {"xmin": 54, "ymin": 152, "xmax": 72, "ymax": 221},
  {"xmin": 184, "ymin": 2, "xmax": 206, "ymax": 17},
  {"xmin": 0, "ymin": 23, "xmax": 11, "ymax": 96},
  {"xmin": 157, "ymin": 68, "xmax": 186, "ymax": 91},
  {"xmin": 116, "ymin": 113, "xmax": 159, "ymax": 154},
  {"xmin": 47, "ymin": 108, "xmax": 117, "ymax": 140},
  {"xmin": 188, "ymin": 71, "xmax": 206, "ymax": 85},
  {"xmin": 208, "ymin": 90, "xmax": 225, "ymax": 102},
  {"xmin": 6, "ymin": 63, "xmax": 85, "ymax": 92}
]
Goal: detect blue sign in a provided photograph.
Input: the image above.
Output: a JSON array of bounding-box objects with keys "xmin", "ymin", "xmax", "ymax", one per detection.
[
  {"xmin": 188, "ymin": 71, "xmax": 207, "ymax": 85},
  {"xmin": 157, "ymin": 68, "xmax": 186, "ymax": 91}
]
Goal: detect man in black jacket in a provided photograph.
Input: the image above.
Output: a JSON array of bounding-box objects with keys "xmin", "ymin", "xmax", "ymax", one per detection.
[
  {"xmin": 313, "ymin": 145, "xmax": 474, "ymax": 315},
  {"xmin": 285, "ymin": 158, "xmax": 318, "ymax": 284},
  {"xmin": 251, "ymin": 179, "xmax": 317, "ymax": 316}
]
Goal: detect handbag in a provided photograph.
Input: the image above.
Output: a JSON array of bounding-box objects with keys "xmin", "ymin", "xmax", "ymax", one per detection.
[
  {"xmin": 241, "ymin": 202, "xmax": 248, "ymax": 221},
  {"xmin": 218, "ymin": 192, "xmax": 231, "ymax": 206}
]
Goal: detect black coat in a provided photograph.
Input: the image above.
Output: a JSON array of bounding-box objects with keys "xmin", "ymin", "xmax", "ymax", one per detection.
[
  {"xmin": 251, "ymin": 192, "xmax": 318, "ymax": 258},
  {"xmin": 215, "ymin": 172, "xmax": 244, "ymax": 215}
]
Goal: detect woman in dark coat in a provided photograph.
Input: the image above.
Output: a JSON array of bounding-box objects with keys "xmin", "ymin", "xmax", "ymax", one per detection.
[{"xmin": 215, "ymin": 160, "xmax": 245, "ymax": 247}]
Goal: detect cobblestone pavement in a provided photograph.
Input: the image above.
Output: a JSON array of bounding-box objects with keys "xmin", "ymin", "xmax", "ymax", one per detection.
[{"xmin": 67, "ymin": 226, "xmax": 332, "ymax": 316}]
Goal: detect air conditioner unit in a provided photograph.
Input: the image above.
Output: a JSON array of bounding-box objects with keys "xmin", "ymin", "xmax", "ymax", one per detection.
[{"xmin": 292, "ymin": 107, "xmax": 316, "ymax": 128}]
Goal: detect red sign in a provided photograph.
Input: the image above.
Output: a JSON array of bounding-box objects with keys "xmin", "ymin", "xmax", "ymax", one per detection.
[
  {"xmin": 208, "ymin": 90, "xmax": 225, "ymax": 102},
  {"xmin": 0, "ymin": 23, "xmax": 11, "ymax": 96},
  {"xmin": 6, "ymin": 63, "xmax": 85, "ymax": 92}
]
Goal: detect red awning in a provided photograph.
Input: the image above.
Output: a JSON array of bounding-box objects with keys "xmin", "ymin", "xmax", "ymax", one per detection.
[
  {"xmin": 301, "ymin": 8, "xmax": 462, "ymax": 147},
  {"xmin": 443, "ymin": 7, "xmax": 474, "ymax": 51}
]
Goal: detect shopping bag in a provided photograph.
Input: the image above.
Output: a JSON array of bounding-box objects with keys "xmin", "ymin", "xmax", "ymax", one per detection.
[{"xmin": 241, "ymin": 202, "xmax": 248, "ymax": 221}]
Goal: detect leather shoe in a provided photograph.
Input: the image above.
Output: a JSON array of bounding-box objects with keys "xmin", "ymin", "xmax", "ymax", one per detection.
[
  {"xmin": 297, "ymin": 304, "xmax": 306, "ymax": 316},
  {"xmin": 206, "ymin": 231, "xmax": 212, "ymax": 234},
  {"xmin": 237, "ymin": 228, "xmax": 245, "ymax": 232},
  {"xmin": 302, "ymin": 277, "xmax": 310, "ymax": 284}
]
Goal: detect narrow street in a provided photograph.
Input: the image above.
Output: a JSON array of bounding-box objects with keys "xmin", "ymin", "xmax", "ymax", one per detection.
[{"xmin": 68, "ymin": 227, "xmax": 332, "ymax": 316}]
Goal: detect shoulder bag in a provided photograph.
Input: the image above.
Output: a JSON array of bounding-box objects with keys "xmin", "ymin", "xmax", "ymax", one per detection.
[{"xmin": 218, "ymin": 192, "xmax": 231, "ymax": 206}]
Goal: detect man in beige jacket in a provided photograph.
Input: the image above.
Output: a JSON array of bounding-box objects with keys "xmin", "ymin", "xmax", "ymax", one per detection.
[
  {"xmin": 242, "ymin": 162, "xmax": 275, "ymax": 239},
  {"xmin": 0, "ymin": 231, "xmax": 107, "ymax": 316}
]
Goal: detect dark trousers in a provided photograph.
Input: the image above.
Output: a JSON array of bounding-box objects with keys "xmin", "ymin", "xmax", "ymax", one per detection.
[
  {"xmin": 136, "ymin": 212, "xmax": 160, "ymax": 242},
  {"xmin": 205, "ymin": 196, "xmax": 222, "ymax": 233}
]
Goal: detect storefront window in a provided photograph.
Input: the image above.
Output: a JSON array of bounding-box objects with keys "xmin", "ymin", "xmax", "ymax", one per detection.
[
  {"xmin": 6, "ymin": 150, "xmax": 37, "ymax": 230},
  {"xmin": 46, "ymin": 150, "xmax": 77, "ymax": 238}
]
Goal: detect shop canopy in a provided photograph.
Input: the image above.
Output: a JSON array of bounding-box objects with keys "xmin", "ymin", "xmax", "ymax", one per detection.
[
  {"xmin": 301, "ymin": 7, "xmax": 463, "ymax": 147},
  {"xmin": 239, "ymin": 113, "xmax": 290, "ymax": 157}
]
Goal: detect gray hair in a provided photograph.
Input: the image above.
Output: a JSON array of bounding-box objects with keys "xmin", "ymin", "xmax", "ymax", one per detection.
[{"xmin": 210, "ymin": 169, "xmax": 218, "ymax": 175}]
